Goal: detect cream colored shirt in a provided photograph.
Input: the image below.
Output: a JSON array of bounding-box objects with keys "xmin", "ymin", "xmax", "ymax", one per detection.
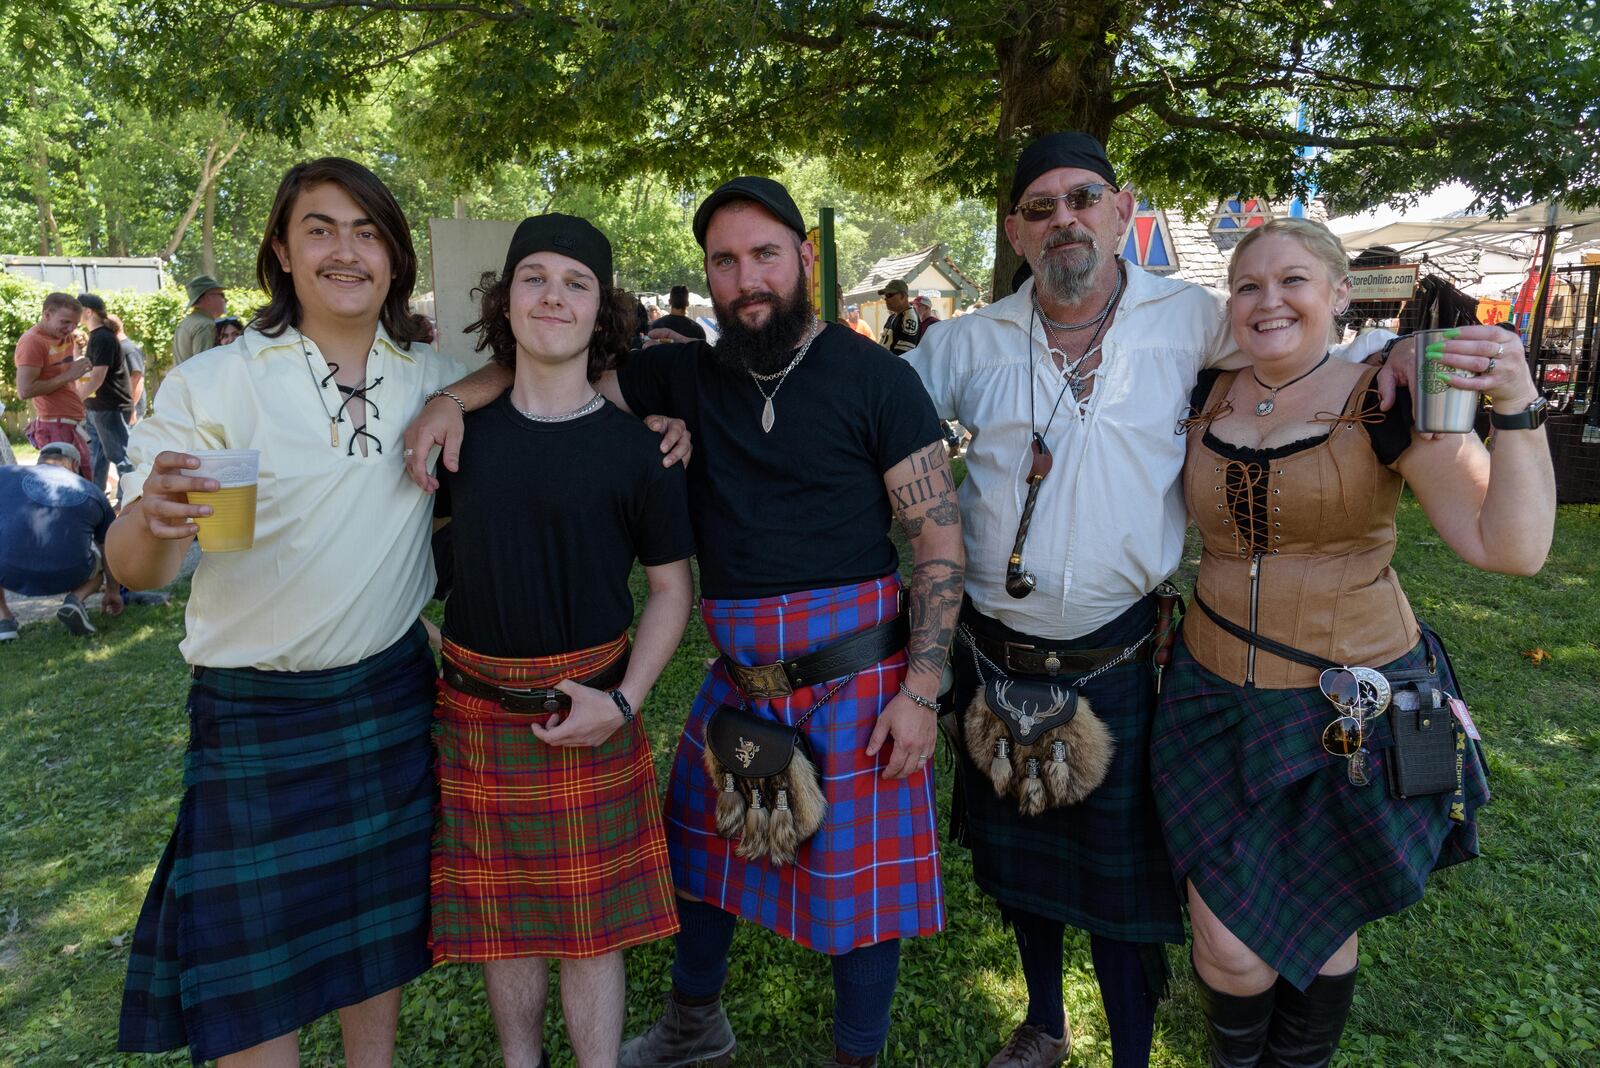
[
  {"xmin": 908, "ymin": 264, "xmax": 1390, "ymax": 640},
  {"xmin": 123, "ymin": 325, "xmax": 466, "ymax": 670}
]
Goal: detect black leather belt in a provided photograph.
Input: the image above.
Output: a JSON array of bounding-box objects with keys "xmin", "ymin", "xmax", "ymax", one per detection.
[
  {"xmin": 442, "ymin": 653, "xmax": 628, "ymax": 715},
  {"xmin": 969, "ymin": 630, "xmax": 1151, "ymax": 678},
  {"xmin": 722, "ymin": 613, "xmax": 909, "ymax": 699}
]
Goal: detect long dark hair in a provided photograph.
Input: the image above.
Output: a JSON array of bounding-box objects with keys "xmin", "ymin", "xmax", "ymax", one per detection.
[
  {"xmin": 251, "ymin": 157, "xmax": 430, "ymax": 347},
  {"xmin": 465, "ymin": 271, "xmax": 633, "ymax": 383}
]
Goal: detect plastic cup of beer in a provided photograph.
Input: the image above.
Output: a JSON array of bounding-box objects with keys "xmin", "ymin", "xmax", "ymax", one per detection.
[
  {"xmin": 1412, "ymin": 328, "xmax": 1481, "ymax": 433},
  {"xmin": 187, "ymin": 449, "xmax": 260, "ymax": 552}
]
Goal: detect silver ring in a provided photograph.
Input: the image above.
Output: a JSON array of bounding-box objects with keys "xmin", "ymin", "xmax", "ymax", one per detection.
[
  {"xmin": 403, "ymin": 447, "xmax": 415, "ymax": 458},
  {"xmin": 916, "ymin": 755, "xmax": 929, "ymax": 765},
  {"xmin": 1487, "ymin": 357, "xmax": 1497, "ymax": 374},
  {"xmin": 1495, "ymin": 342, "xmax": 1505, "ymax": 358}
]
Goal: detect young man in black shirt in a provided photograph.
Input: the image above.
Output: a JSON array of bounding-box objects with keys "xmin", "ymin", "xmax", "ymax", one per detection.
[
  {"xmin": 77, "ymin": 293, "xmax": 134, "ymax": 495},
  {"xmin": 649, "ymin": 284, "xmax": 707, "ymax": 341},
  {"xmin": 429, "ymin": 214, "xmax": 693, "ymax": 1068},
  {"xmin": 404, "ymin": 178, "xmax": 965, "ymax": 1068}
]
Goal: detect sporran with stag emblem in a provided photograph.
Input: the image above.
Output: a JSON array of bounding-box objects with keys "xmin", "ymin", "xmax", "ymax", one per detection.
[{"xmin": 955, "ymin": 624, "xmax": 1149, "ymax": 816}]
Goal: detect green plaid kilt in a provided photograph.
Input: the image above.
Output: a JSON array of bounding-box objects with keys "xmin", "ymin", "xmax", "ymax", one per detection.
[
  {"xmin": 1151, "ymin": 628, "xmax": 1489, "ymax": 991},
  {"xmin": 118, "ymin": 623, "xmax": 437, "ymax": 1063},
  {"xmin": 948, "ymin": 595, "xmax": 1185, "ymax": 944}
]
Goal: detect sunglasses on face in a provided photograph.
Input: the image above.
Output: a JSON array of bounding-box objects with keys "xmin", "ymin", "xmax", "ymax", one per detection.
[{"xmin": 1012, "ymin": 184, "xmax": 1115, "ymax": 222}]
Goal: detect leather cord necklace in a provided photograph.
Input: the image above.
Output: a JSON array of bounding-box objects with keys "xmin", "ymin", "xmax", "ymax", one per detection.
[
  {"xmin": 1007, "ymin": 264, "xmax": 1126, "ymax": 599},
  {"xmin": 1251, "ymin": 351, "xmax": 1330, "ymax": 416},
  {"xmin": 300, "ymin": 333, "xmax": 383, "ymax": 454}
]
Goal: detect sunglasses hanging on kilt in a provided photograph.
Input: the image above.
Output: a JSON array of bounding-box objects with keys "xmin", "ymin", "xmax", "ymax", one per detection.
[{"xmin": 1195, "ymin": 594, "xmax": 1471, "ymax": 816}]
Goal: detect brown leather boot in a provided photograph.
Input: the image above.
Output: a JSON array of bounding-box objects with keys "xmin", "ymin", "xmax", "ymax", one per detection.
[
  {"xmin": 617, "ymin": 990, "xmax": 737, "ymax": 1068},
  {"xmin": 986, "ymin": 1012, "xmax": 1073, "ymax": 1068}
]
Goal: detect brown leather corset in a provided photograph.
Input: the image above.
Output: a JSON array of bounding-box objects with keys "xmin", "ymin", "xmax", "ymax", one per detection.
[{"xmin": 1181, "ymin": 366, "xmax": 1419, "ymax": 688}]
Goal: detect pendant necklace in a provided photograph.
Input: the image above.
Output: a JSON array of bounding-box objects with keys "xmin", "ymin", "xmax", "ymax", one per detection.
[
  {"xmin": 513, "ymin": 392, "xmax": 604, "ymax": 422},
  {"xmin": 749, "ymin": 318, "xmax": 820, "ymax": 433},
  {"xmin": 1034, "ymin": 262, "xmax": 1125, "ymax": 404},
  {"xmin": 1251, "ymin": 351, "xmax": 1330, "ymax": 416},
  {"xmin": 300, "ymin": 333, "xmax": 382, "ymax": 452}
]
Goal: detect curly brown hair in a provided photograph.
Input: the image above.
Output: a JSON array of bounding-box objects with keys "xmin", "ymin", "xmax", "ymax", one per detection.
[{"xmin": 465, "ymin": 271, "xmax": 634, "ymax": 382}]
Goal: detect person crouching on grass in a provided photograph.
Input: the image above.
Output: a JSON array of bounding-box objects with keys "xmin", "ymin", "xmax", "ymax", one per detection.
[{"xmin": 428, "ymin": 214, "xmax": 694, "ymax": 1068}]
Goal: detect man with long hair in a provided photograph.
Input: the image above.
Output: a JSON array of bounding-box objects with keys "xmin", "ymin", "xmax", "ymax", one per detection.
[
  {"xmin": 404, "ymin": 176, "xmax": 964, "ymax": 1068},
  {"xmin": 108, "ymin": 157, "xmax": 468, "ymax": 1067}
]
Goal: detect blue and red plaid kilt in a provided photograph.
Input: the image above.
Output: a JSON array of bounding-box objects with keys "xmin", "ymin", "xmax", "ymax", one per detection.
[
  {"xmin": 118, "ymin": 623, "xmax": 437, "ymax": 1063},
  {"xmin": 664, "ymin": 574, "xmax": 944, "ymax": 955},
  {"xmin": 947, "ymin": 594, "xmax": 1186, "ymax": 944},
  {"xmin": 430, "ymin": 635, "xmax": 678, "ymax": 962},
  {"xmin": 1151, "ymin": 628, "xmax": 1489, "ymax": 991}
]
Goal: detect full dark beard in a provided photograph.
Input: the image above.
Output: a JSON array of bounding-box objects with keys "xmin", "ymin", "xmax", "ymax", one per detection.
[
  {"xmin": 1034, "ymin": 226, "xmax": 1102, "ymax": 305},
  {"xmin": 709, "ymin": 274, "xmax": 814, "ymax": 376}
]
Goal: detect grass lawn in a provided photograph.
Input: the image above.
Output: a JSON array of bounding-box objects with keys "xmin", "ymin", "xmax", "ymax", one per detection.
[{"xmin": 2, "ymin": 497, "xmax": 1597, "ymax": 1066}]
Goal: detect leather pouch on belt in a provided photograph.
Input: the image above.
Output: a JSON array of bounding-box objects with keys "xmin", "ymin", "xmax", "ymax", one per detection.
[
  {"xmin": 702, "ymin": 704, "xmax": 826, "ymax": 867},
  {"xmin": 964, "ymin": 676, "xmax": 1115, "ymax": 817}
]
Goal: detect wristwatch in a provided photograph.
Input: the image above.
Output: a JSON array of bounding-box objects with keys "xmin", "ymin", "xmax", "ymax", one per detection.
[{"xmin": 1490, "ymin": 396, "xmax": 1549, "ymax": 431}]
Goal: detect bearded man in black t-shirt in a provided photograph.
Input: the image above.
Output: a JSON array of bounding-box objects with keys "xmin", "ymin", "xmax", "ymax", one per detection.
[{"xmin": 404, "ymin": 178, "xmax": 965, "ymax": 1068}]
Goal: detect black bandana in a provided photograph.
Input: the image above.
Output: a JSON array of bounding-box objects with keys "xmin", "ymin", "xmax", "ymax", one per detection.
[{"xmin": 1010, "ymin": 132, "xmax": 1118, "ymax": 208}]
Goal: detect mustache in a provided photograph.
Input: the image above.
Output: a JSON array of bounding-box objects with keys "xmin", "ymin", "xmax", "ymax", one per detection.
[
  {"xmin": 730, "ymin": 292, "xmax": 775, "ymax": 313},
  {"xmin": 1044, "ymin": 227, "xmax": 1095, "ymax": 252},
  {"xmin": 318, "ymin": 266, "xmax": 372, "ymax": 279}
]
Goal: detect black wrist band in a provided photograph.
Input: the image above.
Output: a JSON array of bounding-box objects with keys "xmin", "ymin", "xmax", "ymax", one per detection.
[{"xmin": 609, "ymin": 688, "xmax": 635, "ymax": 723}]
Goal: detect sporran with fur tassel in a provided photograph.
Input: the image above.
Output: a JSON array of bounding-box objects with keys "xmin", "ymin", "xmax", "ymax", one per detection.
[
  {"xmin": 701, "ymin": 677, "xmax": 847, "ymax": 866},
  {"xmin": 957, "ymin": 624, "xmax": 1147, "ymax": 816}
]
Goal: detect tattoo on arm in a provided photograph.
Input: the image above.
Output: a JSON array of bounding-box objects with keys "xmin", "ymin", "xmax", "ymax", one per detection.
[
  {"xmin": 886, "ymin": 441, "xmax": 965, "ymax": 679},
  {"xmin": 888, "ymin": 442, "xmax": 960, "ymax": 534},
  {"xmin": 907, "ymin": 558, "xmax": 964, "ymax": 678}
]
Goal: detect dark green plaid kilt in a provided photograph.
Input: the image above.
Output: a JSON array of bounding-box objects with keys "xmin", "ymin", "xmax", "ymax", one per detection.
[
  {"xmin": 118, "ymin": 622, "xmax": 437, "ymax": 1063},
  {"xmin": 948, "ymin": 595, "xmax": 1185, "ymax": 944},
  {"xmin": 1150, "ymin": 627, "xmax": 1489, "ymax": 991}
]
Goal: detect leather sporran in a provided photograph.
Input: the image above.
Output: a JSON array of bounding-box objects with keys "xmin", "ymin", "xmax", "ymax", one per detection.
[
  {"xmin": 702, "ymin": 704, "xmax": 826, "ymax": 866},
  {"xmin": 963, "ymin": 675, "xmax": 1114, "ymax": 817}
]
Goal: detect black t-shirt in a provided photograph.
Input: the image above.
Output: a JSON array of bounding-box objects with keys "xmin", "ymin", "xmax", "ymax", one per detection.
[
  {"xmin": 650, "ymin": 313, "xmax": 707, "ymax": 341},
  {"xmin": 435, "ymin": 394, "xmax": 695, "ymax": 658},
  {"xmin": 1189, "ymin": 368, "xmax": 1414, "ymax": 466},
  {"xmin": 85, "ymin": 325, "xmax": 132, "ymax": 411},
  {"xmin": 616, "ymin": 322, "xmax": 942, "ymax": 599}
]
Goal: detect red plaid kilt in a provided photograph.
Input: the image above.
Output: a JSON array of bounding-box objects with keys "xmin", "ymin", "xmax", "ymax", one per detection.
[
  {"xmin": 430, "ymin": 635, "xmax": 679, "ymax": 962},
  {"xmin": 663, "ymin": 574, "xmax": 944, "ymax": 955}
]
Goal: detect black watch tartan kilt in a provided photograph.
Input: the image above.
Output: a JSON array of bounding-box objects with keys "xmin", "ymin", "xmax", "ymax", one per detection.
[{"xmin": 948, "ymin": 595, "xmax": 1185, "ymax": 945}]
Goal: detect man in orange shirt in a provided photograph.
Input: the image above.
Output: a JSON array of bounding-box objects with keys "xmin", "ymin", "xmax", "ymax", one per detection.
[
  {"xmin": 14, "ymin": 292, "xmax": 93, "ymax": 480},
  {"xmin": 844, "ymin": 304, "xmax": 875, "ymax": 339}
]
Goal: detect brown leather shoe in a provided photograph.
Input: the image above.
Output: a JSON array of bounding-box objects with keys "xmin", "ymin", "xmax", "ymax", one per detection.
[{"xmin": 986, "ymin": 1014, "xmax": 1072, "ymax": 1068}]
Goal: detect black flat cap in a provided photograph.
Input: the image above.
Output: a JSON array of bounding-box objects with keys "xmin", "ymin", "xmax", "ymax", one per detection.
[
  {"xmin": 1010, "ymin": 132, "xmax": 1118, "ymax": 208},
  {"xmin": 502, "ymin": 213, "xmax": 613, "ymax": 284},
  {"xmin": 693, "ymin": 176, "xmax": 807, "ymax": 248}
]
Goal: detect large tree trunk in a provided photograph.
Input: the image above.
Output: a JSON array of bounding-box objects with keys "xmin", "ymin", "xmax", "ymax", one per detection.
[{"xmin": 990, "ymin": 2, "xmax": 1118, "ymax": 301}]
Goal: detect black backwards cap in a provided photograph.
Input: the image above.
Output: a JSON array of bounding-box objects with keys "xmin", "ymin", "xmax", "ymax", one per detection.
[
  {"xmin": 502, "ymin": 213, "xmax": 613, "ymax": 284},
  {"xmin": 692, "ymin": 176, "xmax": 807, "ymax": 249},
  {"xmin": 1010, "ymin": 132, "xmax": 1119, "ymax": 208}
]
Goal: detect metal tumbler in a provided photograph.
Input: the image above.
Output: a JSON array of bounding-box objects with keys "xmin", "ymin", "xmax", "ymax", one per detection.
[{"xmin": 1412, "ymin": 328, "xmax": 1481, "ymax": 433}]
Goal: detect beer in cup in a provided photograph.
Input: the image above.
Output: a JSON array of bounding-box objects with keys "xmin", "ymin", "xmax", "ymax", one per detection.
[
  {"xmin": 187, "ymin": 449, "xmax": 260, "ymax": 552},
  {"xmin": 1412, "ymin": 328, "xmax": 1481, "ymax": 434}
]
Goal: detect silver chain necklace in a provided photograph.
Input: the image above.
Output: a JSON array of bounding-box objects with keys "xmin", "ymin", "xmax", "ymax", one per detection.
[
  {"xmin": 1034, "ymin": 273, "xmax": 1121, "ymax": 332},
  {"xmin": 512, "ymin": 391, "xmax": 604, "ymax": 422},
  {"xmin": 749, "ymin": 319, "xmax": 820, "ymax": 433}
]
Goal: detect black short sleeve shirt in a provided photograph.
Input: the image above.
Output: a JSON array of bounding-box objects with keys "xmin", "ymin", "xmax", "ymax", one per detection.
[
  {"xmin": 616, "ymin": 322, "xmax": 942, "ymax": 598},
  {"xmin": 435, "ymin": 394, "xmax": 695, "ymax": 658},
  {"xmin": 85, "ymin": 326, "xmax": 133, "ymax": 411}
]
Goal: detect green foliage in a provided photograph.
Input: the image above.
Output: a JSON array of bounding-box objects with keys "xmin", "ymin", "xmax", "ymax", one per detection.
[
  {"xmin": 2, "ymin": 500, "xmax": 1598, "ymax": 1065},
  {"xmin": 0, "ymin": 272, "xmax": 49, "ymax": 412}
]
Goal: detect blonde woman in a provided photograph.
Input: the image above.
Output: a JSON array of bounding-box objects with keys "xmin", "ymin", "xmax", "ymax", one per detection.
[{"xmin": 1152, "ymin": 217, "xmax": 1554, "ymax": 1068}]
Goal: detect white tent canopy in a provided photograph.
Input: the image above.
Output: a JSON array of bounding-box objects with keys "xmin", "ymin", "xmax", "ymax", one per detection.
[{"xmin": 1332, "ymin": 200, "xmax": 1600, "ymax": 254}]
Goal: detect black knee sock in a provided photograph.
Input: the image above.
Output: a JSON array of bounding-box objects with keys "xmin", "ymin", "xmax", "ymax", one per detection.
[
  {"xmin": 1090, "ymin": 935, "xmax": 1158, "ymax": 1068},
  {"xmin": 1001, "ymin": 905, "xmax": 1067, "ymax": 1040},
  {"xmin": 669, "ymin": 898, "xmax": 736, "ymax": 1002},
  {"xmin": 831, "ymin": 938, "xmax": 901, "ymax": 1058}
]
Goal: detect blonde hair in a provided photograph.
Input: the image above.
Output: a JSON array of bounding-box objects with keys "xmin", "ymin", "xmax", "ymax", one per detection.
[{"xmin": 1226, "ymin": 217, "xmax": 1352, "ymax": 291}]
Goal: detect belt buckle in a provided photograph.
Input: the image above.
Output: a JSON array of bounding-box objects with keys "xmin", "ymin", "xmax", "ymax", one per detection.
[
  {"xmin": 731, "ymin": 660, "xmax": 794, "ymax": 699},
  {"xmin": 1003, "ymin": 639, "xmax": 1065, "ymax": 676},
  {"xmin": 499, "ymin": 684, "xmax": 565, "ymax": 713}
]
